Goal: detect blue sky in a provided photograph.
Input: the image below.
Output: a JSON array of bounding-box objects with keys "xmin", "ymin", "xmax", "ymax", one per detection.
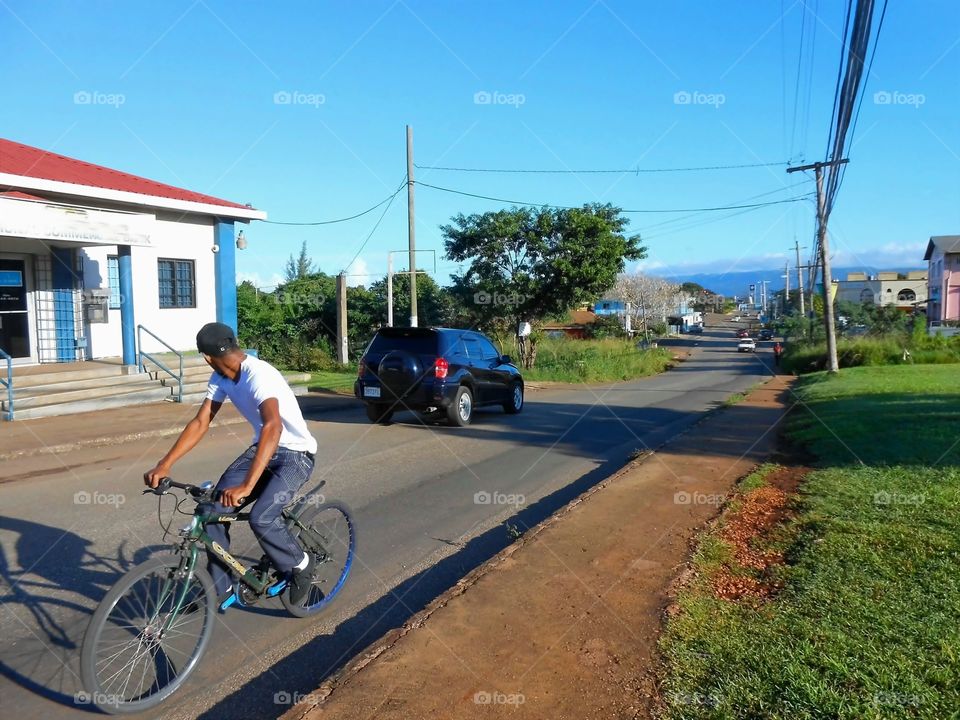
[{"xmin": 2, "ymin": 0, "xmax": 957, "ymax": 289}]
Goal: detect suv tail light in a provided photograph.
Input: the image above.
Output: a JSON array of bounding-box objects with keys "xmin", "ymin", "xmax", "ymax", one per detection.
[
  {"xmin": 434, "ymin": 357, "xmax": 449, "ymax": 379},
  {"xmin": 357, "ymin": 358, "xmax": 366, "ymax": 378}
]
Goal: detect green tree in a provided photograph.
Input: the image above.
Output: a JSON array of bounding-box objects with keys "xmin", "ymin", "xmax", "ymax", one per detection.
[
  {"xmin": 442, "ymin": 204, "xmax": 645, "ymax": 367},
  {"xmin": 284, "ymin": 241, "xmax": 315, "ymax": 282},
  {"xmin": 366, "ymin": 272, "xmax": 454, "ymax": 330}
]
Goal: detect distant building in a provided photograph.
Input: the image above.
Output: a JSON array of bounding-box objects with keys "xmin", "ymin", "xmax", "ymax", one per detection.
[
  {"xmin": 924, "ymin": 235, "xmax": 960, "ymax": 324},
  {"xmin": 835, "ymin": 269, "xmax": 927, "ymax": 312},
  {"xmin": 542, "ymin": 309, "xmax": 598, "ymax": 339}
]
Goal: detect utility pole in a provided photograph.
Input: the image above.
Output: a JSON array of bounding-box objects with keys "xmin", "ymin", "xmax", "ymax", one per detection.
[
  {"xmin": 787, "ymin": 159, "xmax": 848, "ymax": 373},
  {"xmin": 406, "ymin": 125, "xmax": 417, "ymax": 327},
  {"xmin": 784, "ymin": 261, "xmax": 790, "ymax": 316},
  {"xmin": 794, "ymin": 239, "xmax": 806, "ymax": 317},
  {"xmin": 336, "ymin": 271, "xmax": 348, "ymax": 363},
  {"xmin": 386, "ymin": 253, "xmax": 393, "ymax": 327}
]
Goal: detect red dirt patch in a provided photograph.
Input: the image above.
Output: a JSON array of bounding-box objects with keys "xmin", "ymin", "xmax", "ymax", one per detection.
[{"xmin": 709, "ymin": 465, "xmax": 810, "ymax": 601}]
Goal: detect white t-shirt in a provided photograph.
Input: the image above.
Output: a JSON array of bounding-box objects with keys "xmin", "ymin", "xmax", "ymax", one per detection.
[{"xmin": 205, "ymin": 355, "xmax": 318, "ymax": 454}]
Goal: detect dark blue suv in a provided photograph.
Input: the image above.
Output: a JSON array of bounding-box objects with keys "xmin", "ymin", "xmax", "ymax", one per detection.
[{"xmin": 354, "ymin": 327, "xmax": 524, "ymax": 426}]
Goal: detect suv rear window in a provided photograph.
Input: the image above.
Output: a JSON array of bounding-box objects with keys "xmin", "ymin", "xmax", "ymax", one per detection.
[{"xmin": 367, "ymin": 329, "xmax": 438, "ymax": 355}]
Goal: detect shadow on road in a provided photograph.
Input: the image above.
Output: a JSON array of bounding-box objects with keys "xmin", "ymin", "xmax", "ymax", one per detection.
[{"xmin": 0, "ymin": 516, "xmax": 165, "ymax": 710}]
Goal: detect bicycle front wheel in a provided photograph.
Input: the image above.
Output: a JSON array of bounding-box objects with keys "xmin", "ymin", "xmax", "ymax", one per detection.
[
  {"xmin": 80, "ymin": 554, "xmax": 216, "ymax": 714},
  {"xmin": 281, "ymin": 500, "xmax": 356, "ymax": 618}
]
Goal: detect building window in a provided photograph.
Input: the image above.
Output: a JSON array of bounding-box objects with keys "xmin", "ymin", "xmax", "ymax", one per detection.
[
  {"xmin": 859, "ymin": 289, "xmax": 873, "ymax": 303},
  {"xmin": 158, "ymin": 259, "xmax": 196, "ymax": 309},
  {"xmin": 107, "ymin": 255, "xmax": 121, "ymax": 309},
  {"xmin": 898, "ymin": 289, "xmax": 916, "ymax": 302}
]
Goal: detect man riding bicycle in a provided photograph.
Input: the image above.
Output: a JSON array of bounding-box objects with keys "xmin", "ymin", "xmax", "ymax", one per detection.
[{"xmin": 144, "ymin": 322, "xmax": 318, "ymax": 605}]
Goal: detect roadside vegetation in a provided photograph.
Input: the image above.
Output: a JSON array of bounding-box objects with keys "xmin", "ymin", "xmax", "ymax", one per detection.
[
  {"xmin": 658, "ymin": 364, "xmax": 960, "ymax": 719},
  {"xmin": 780, "ymin": 303, "xmax": 960, "ymax": 373},
  {"xmin": 521, "ymin": 337, "xmax": 674, "ymax": 383}
]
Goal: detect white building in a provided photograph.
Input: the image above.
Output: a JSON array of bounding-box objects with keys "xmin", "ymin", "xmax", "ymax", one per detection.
[{"xmin": 0, "ymin": 138, "xmax": 265, "ymax": 367}]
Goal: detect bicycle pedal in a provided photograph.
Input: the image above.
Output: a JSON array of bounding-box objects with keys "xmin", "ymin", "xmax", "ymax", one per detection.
[
  {"xmin": 266, "ymin": 577, "xmax": 289, "ymax": 598},
  {"xmin": 219, "ymin": 592, "xmax": 240, "ymax": 612}
]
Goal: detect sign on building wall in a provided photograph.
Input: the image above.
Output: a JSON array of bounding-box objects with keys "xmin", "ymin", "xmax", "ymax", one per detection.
[{"xmin": 0, "ymin": 197, "xmax": 154, "ymax": 246}]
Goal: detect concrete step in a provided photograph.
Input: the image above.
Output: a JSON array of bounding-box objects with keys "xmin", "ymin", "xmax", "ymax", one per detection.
[
  {"xmin": 7, "ymin": 386, "xmax": 175, "ymax": 419},
  {"xmin": 13, "ymin": 371, "xmax": 158, "ymax": 397},
  {"xmin": 5, "ymin": 378, "xmax": 162, "ymax": 410},
  {"xmin": 12, "ymin": 365, "xmax": 126, "ymax": 389}
]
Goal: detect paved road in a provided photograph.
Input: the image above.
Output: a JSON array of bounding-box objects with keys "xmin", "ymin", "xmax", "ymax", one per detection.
[{"xmin": 0, "ymin": 326, "xmax": 776, "ymax": 720}]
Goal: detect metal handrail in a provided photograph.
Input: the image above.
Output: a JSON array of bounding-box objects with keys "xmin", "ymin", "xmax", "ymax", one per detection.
[
  {"xmin": 137, "ymin": 325, "xmax": 183, "ymax": 403},
  {"xmin": 0, "ymin": 347, "xmax": 12, "ymax": 421}
]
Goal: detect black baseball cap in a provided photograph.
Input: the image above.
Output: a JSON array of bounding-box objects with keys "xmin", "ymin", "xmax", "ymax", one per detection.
[{"xmin": 196, "ymin": 322, "xmax": 238, "ymax": 357}]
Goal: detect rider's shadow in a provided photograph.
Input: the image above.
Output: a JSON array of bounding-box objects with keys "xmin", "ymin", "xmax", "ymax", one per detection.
[{"xmin": 0, "ymin": 516, "xmax": 165, "ymax": 710}]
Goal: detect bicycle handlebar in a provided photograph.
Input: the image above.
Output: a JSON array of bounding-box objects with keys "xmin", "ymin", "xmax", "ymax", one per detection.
[{"xmin": 144, "ymin": 477, "xmax": 215, "ymax": 501}]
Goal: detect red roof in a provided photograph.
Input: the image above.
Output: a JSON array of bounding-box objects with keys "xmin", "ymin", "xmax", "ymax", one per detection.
[
  {"xmin": 0, "ymin": 138, "xmax": 251, "ymax": 210},
  {"xmin": 0, "ymin": 190, "xmax": 46, "ymax": 201}
]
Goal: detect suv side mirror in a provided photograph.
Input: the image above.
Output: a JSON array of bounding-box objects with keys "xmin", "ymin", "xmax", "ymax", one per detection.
[{"xmin": 499, "ymin": 354, "xmax": 512, "ymax": 365}]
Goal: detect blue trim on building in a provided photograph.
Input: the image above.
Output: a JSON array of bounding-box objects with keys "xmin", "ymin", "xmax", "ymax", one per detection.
[
  {"xmin": 213, "ymin": 220, "xmax": 237, "ymax": 332},
  {"xmin": 51, "ymin": 248, "xmax": 76, "ymax": 362},
  {"xmin": 118, "ymin": 246, "xmax": 137, "ymax": 366}
]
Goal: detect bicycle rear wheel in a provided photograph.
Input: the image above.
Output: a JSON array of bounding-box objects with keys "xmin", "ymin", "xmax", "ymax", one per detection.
[
  {"xmin": 281, "ymin": 500, "xmax": 356, "ymax": 618},
  {"xmin": 80, "ymin": 555, "xmax": 216, "ymax": 714}
]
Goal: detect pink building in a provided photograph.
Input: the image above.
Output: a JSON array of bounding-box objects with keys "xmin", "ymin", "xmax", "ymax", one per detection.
[{"xmin": 924, "ymin": 235, "xmax": 960, "ymax": 324}]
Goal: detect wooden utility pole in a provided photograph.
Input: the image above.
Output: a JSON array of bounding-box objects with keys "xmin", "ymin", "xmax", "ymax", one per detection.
[
  {"xmin": 406, "ymin": 125, "xmax": 417, "ymax": 327},
  {"xmin": 787, "ymin": 159, "xmax": 848, "ymax": 373},
  {"xmin": 336, "ymin": 271, "xmax": 348, "ymax": 363},
  {"xmin": 784, "ymin": 261, "xmax": 790, "ymax": 316},
  {"xmin": 794, "ymin": 238, "xmax": 805, "ymax": 317}
]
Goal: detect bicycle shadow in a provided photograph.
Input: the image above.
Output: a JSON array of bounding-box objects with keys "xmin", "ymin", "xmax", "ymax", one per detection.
[{"xmin": 0, "ymin": 516, "xmax": 165, "ymax": 711}]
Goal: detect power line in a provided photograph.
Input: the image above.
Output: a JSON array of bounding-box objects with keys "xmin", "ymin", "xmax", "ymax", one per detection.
[
  {"xmin": 341, "ymin": 177, "xmax": 406, "ymax": 274},
  {"xmin": 636, "ymin": 179, "xmax": 813, "ymax": 232},
  {"xmin": 413, "ymin": 161, "xmax": 789, "ymax": 174},
  {"xmin": 262, "ymin": 182, "xmax": 406, "ymax": 226},
  {"xmin": 415, "ymin": 180, "xmax": 813, "ymax": 214}
]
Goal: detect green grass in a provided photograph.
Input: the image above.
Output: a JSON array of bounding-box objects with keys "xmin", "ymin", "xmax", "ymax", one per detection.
[
  {"xmin": 523, "ymin": 337, "xmax": 674, "ymax": 383},
  {"xmin": 659, "ymin": 365, "xmax": 960, "ymax": 719},
  {"xmin": 304, "ymin": 370, "xmax": 356, "ymax": 394}
]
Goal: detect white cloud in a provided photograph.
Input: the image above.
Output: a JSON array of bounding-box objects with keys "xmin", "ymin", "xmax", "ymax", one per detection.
[
  {"xmin": 237, "ymin": 270, "xmax": 283, "ymax": 289},
  {"xmin": 345, "ymin": 256, "xmax": 371, "ymax": 287}
]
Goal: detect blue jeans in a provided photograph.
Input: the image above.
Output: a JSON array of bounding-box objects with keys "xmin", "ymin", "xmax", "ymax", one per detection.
[{"xmin": 200, "ymin": 445, "xmax": 315, "ymax": 594}]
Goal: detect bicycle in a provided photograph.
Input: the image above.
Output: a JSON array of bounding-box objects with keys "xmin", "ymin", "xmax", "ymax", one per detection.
[{"xmin": 79, "ymin": 477, "xmax": 355, "ymax": 715}]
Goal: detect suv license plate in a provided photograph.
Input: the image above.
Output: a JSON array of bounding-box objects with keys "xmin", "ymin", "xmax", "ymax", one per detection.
[{"xmin": 364, "ymin": 386, "xmax": 381, "ymax": 398}]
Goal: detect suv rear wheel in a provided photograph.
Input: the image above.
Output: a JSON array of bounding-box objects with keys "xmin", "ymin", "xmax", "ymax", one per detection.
[
  {"xmin": 446, "ymin": 386, "xmax": 473, "ymax": 427},
  {"xmin": 365, "ymin": 404, "xmax": 394, "ymax": 424}
]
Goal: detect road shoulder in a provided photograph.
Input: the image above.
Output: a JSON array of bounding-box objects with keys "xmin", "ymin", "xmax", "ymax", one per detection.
[{"xmin": 281, "ymin": 375, "xmax": 794, "ymax": 720}]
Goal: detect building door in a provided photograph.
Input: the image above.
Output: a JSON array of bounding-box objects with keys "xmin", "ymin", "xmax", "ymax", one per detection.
[{"xmin": 0, "ymin": 258, "xmax": 30, "ymax": 358}]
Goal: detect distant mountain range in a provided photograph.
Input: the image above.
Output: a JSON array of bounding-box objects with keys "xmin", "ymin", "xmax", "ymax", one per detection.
[{"xmin": 670, "ymin": 267, "xmax": 927, "ymax": 298}]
